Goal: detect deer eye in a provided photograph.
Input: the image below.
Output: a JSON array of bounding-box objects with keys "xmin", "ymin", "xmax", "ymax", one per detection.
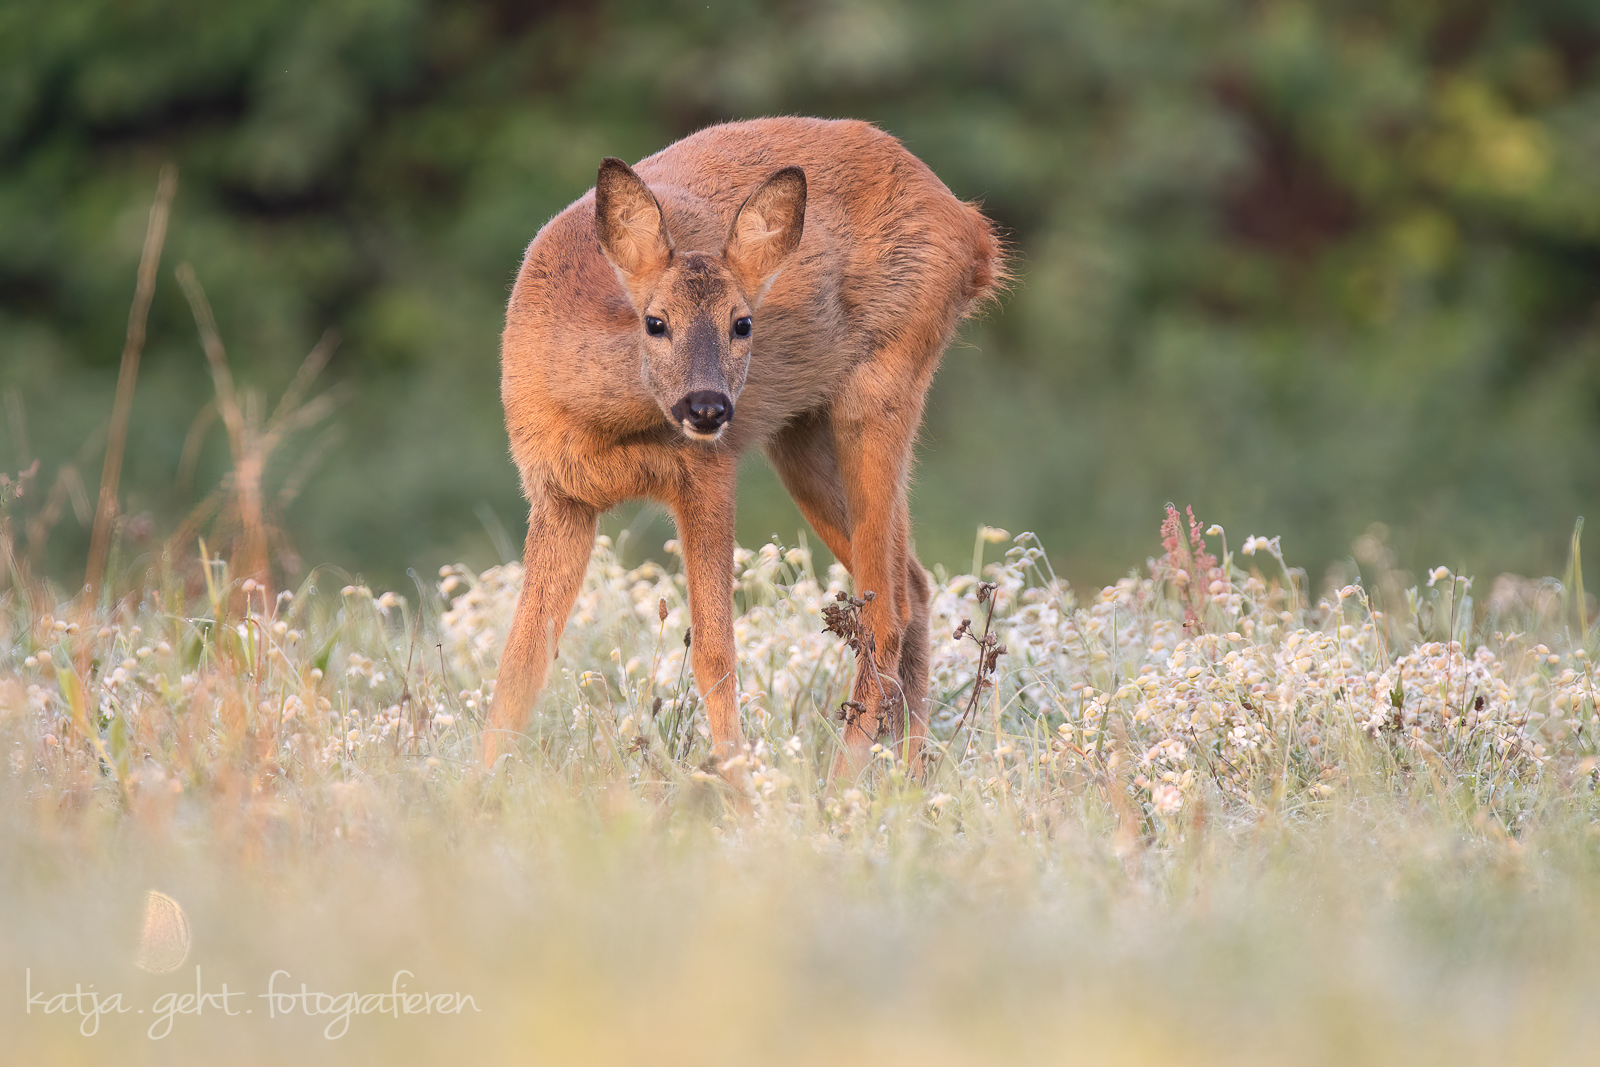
[
  {"xmin": 645, "ymin": 316, "xmax": 666, "ymax": 336},
  {"xmin": 733, "ymin": 316, "xmax": 752, "ymax": 338}
]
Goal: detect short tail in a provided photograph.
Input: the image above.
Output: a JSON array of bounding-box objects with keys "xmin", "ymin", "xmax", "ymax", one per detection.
[{"xmin": 963, "ymin": 201, "xmax": 1012, "ymax": 313}]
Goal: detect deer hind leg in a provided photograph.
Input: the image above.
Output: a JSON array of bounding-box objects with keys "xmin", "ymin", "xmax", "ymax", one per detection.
[
  {"xmin": 895, "ymin": 531, "xmax": 934, "ymax": 767},
  {"xmin": 764, "ymin": 409, "xmax": 853, "ymax": 569},
  {"xmin": 768, "ymin": 409, "xmax": 929, "ymax": 764},
  {"xmin": 829, "ymin": 361, "xmax": 936, "ymax": 779},
  {"xmin": 483, "ymin": 491, "xmax": 597, "ymax": 767}
]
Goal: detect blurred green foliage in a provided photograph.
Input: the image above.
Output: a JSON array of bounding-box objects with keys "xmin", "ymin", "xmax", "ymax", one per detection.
[{"xmin": 2, "ymin": 0, "xmax": 1597, "ymax": 594}]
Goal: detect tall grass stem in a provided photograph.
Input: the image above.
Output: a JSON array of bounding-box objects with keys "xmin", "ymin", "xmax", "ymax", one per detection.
[{"xmin": 84, "ymin": 164, "xmax": 177, "ymax": 602}]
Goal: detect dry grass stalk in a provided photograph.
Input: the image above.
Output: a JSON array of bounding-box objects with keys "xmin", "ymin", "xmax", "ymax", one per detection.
[
  {"xmin": 171, "ymin": 264, "xmax": 339, "ymax": 599},
  {"xmin": 83, "ymin": 165, "xmax": 177, "ymax": 604}
]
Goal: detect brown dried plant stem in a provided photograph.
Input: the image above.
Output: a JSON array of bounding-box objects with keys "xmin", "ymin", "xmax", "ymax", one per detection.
[
  {"xmin": 929, "ymin": 582, "xmax": 1004, "ymax": 781},
  {"xmin": 174, "ymin": 262, "xmax": 269, "ymax": 595},
  {"xmin": 160, "ymin": 325, "xmax": 338, "ymax": 601},
  {"xmin": 84, "ymin": 165, "xmax": 177, "ymax": 603}
]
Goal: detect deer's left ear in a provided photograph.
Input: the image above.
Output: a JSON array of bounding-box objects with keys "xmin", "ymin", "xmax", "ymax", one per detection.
[{"xmin": 725, "ymin": 166, "xmax": 805, "ymax": 301}]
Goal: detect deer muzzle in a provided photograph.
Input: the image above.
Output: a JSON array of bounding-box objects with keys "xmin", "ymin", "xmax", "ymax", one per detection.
[{"xmin": 672, "ymin": 390, "xmax": 733, "ymax": 438}]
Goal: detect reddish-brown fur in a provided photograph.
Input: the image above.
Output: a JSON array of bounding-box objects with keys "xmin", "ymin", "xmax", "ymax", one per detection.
[{"xmin": 485, "ymin": 117, "xmax": 1005, "ymax": 777}]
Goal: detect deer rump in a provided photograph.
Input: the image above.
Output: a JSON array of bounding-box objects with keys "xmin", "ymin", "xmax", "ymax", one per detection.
[{"xmin": 491, "ymin": 116, "xmax": 1005, "ymax": 779}]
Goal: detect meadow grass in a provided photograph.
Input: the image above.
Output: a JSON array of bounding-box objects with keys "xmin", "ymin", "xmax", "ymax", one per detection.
[{"xmin": 3, "ymin": 513, "xmax": 1600, "ymax": 1065}]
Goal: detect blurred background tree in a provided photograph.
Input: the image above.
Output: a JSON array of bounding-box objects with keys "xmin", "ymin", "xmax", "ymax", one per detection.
[{"xmin": 2, "ymin": 0, "xmax": 1597, "ymax": 596}]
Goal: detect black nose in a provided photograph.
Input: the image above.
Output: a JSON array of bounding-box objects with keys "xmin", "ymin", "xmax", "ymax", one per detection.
[{"xmin": 673, "ymin": 391, "xmax": 733, "ymax": 434}]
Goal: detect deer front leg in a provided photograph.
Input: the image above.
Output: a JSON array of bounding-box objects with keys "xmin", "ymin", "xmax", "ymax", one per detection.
[
  {"xmin": 483, "ymin": 490, "xmax": 597, "ymax": 767},
  {"xmin": 670, "ymin": 454, "xmax": 743, "ymax": 762}
]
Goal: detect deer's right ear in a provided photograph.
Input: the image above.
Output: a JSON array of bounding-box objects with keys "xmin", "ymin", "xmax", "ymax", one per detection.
[{"xmin": 595, "ymin": 158, "xmax": 673, "ymax": 283}]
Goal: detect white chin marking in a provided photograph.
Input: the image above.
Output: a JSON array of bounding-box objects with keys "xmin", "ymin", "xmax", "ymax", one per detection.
[{"xmin": 681, "ymin": 423, "xmax": 726, "ymax": 442}]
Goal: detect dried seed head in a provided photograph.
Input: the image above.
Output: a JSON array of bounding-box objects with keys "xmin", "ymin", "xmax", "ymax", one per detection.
[{"xmin": 658, "ymin": 597, "xmax": 669, "ymax": 623}]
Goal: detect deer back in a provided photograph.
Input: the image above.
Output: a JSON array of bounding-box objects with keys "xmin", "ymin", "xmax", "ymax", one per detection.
[{"xmin": 501, "ymin": 117, "xmax": 1004, "ymax": 505}]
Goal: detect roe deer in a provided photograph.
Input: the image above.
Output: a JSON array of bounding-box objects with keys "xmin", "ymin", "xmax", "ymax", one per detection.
[{"xmin": 484, "ymin": 116, "xmax": 1005, "ymax": 778}]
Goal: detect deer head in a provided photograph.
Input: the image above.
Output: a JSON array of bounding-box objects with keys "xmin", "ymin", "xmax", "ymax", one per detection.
[{"xmin": 595, "ymin": 158, "xmax": 805, "ymax": 440}]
